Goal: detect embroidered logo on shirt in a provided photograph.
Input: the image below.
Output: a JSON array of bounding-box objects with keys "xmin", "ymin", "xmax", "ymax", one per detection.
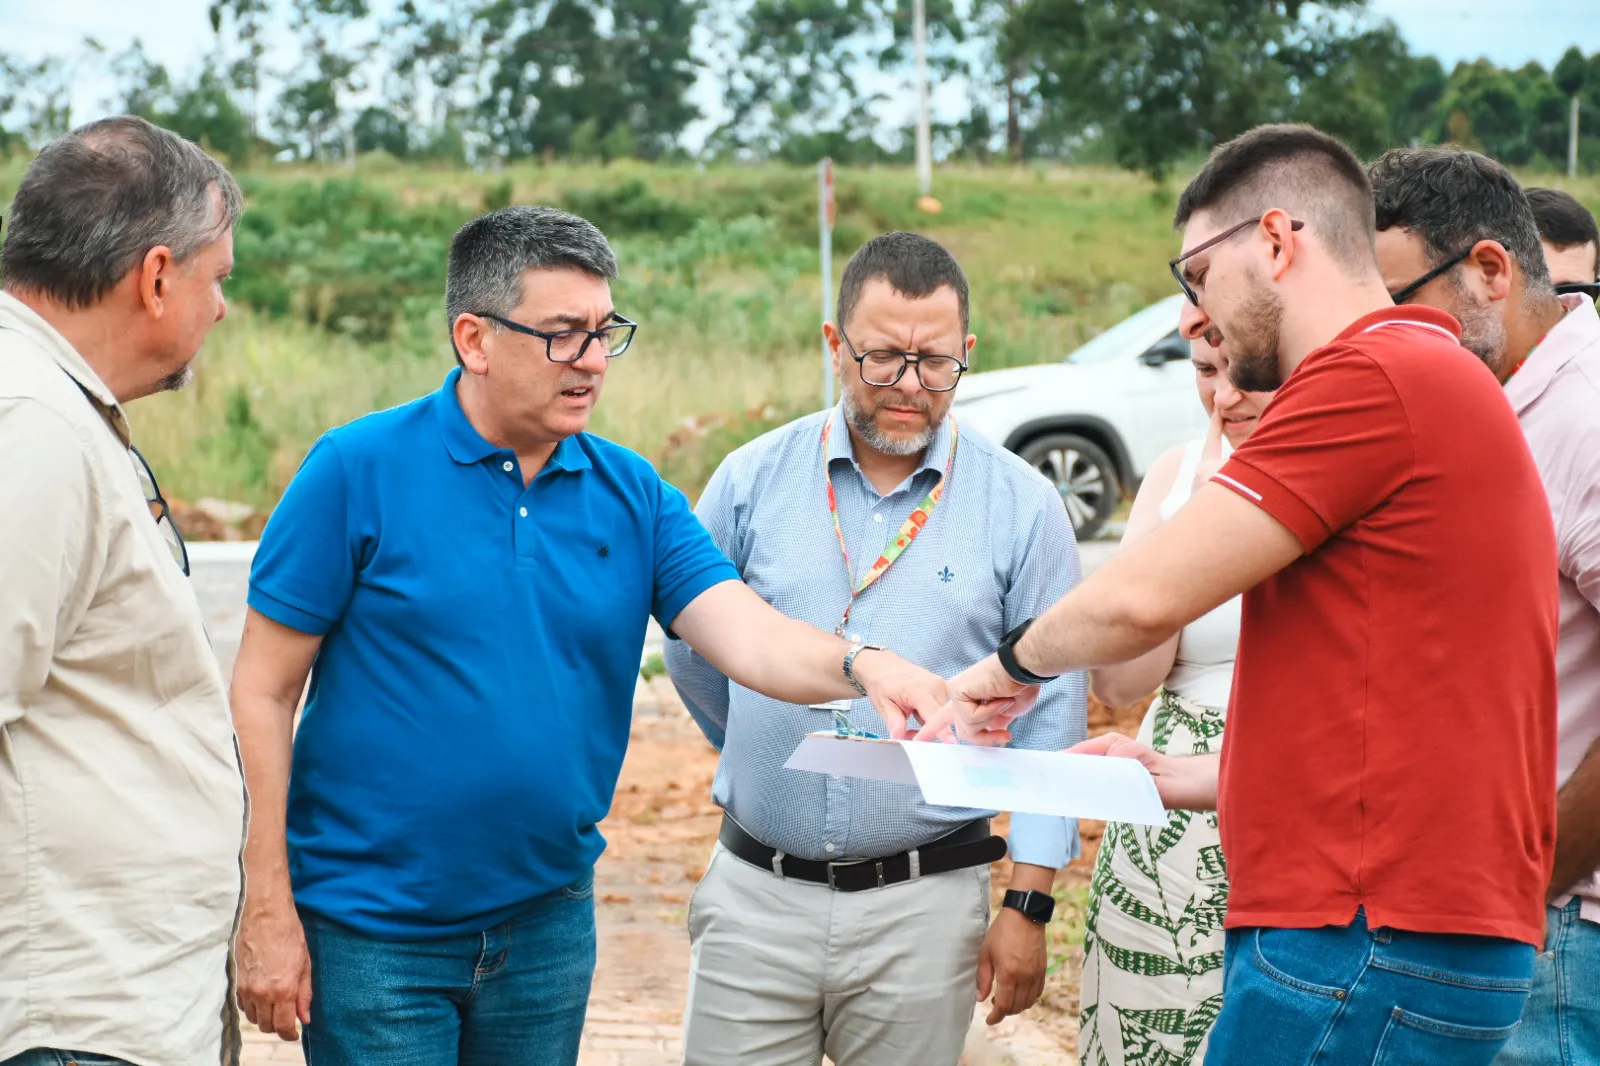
[
  {"xmin": 598, "ymin": 545, "xmax": 610, "ymax": 558},
  {"xmin": 938, "ymin": 567, "xmax": 954, "ymax": 583}
]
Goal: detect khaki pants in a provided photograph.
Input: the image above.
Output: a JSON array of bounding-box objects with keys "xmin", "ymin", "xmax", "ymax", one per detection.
[{"xmin": 682, "ymin": 843, "xmax": 990, "ymax": 1066}]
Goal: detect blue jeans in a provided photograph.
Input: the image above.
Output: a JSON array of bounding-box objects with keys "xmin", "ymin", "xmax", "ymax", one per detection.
[
  {"xmin": 1495, "ymin": 899, "xmax": 1600, "ymax": 1065},
  {"xmin": 1206, "ymin": 909, "xmax": 1534, "ymax": 1066},
  {"xmin": 0, "ymin": 1054, "xmax": 131, "ymax": 1066},
  {"xmin": 299, "ymin": 870, "xmax": 597, "ymax": 1066}
]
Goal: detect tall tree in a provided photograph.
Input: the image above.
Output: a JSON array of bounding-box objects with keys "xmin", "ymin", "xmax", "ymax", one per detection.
[
  {"xmin": 1005, "ymin": 0, "xmax": 1362, "ymax": 178},
  {"xmin": 105, "ymin": 39, "xmax": 174, "ymax": 119},
  {"xmin": 208, "ymin": 0, "xmax": 272, "ymax": 139},
  {"xmin": 1434, "ymin": 59, "xmax": 1533, "ymax": 165},
  {"xmin": 165, "ymin": 66, "xmax": 255, "ymax": 160},
  {"xmin": 387, "ymin": 0, "xmax": 485, "ymax": 160},
  {"xmin": 0, "ymin": 54, "xmax": 75, "ymax": 147},
  {"xmin": 275, "ymin": 0, "xmax": 374, "ymax": 161},
  {"xmin": 476, "ymin": 0, "xmax": 700, "ymax": 160},
  {"xmin": 702, "ymin": 0, "xmax": 965, "ymax": 162},
  {"xmin": 0, "ymin": 53, "xmax": 23, "ymax": 152},
  {"xmin": 1285, "ymin": 18, "xmax": 1441, "ymax": 159},
  {"xmin": 1554, "ymin": 47, "xmax": 1588, "ymax": 178}
]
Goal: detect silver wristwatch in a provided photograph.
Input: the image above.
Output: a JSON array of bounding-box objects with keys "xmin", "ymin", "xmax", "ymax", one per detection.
[{"xmin": 842, "ymin": 641, "xmax": 884, "ymax": 697}]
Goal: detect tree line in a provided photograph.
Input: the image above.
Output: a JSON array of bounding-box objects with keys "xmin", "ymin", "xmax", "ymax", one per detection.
[{"xmin": 2, "ymin": 0, "xmax": 1598, "ymax": 178}]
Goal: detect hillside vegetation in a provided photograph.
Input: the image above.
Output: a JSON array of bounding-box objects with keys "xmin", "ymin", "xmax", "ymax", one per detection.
[{"xmin": 4, "ymin": 158, "xmax": 1597, "ymax": 510}]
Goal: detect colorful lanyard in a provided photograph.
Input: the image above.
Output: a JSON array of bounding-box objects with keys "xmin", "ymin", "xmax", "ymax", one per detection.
[{"xmin": 820, "ymin": 415, "xmax": 959, "ymax": 638}]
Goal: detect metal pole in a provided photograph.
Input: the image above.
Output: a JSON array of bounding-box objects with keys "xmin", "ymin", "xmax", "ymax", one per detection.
[
  {"xmin": 913, "ymin": 0, "xmax": 932, "ymax": 197},
  {"xmin": 1571, "ymin": 93, "xmax": 1581, "ymax": 180},
  {"xmin": 820, "ymin": 159, "xmax": 835, "ymax": 409}
]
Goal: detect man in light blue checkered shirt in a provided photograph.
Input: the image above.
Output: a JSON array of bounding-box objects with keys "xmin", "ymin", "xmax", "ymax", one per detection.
[{"xmin": 665, "ymin": 232, "xmax": 1086, "ymax": 1066}]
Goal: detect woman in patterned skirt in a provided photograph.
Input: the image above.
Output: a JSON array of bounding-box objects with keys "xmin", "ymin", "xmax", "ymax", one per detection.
[{"xmin": 1076, "ymin": 332, "xmax": 1274, "ymax": 1066}]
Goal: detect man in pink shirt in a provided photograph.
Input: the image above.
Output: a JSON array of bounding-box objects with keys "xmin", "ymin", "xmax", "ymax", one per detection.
[{"xmin": 1369, "ymin": 146, "xmax": 1600, "ymax": 1065}]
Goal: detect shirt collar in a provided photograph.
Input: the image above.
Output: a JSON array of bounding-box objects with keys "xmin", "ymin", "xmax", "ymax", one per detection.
[
  {"xmin": 435, "ymin": 366, "xmax": 593, "ymax": 473},
  {"xmin": 1505, "ymin": 293, "xmax": 1600, "ymax": 414},
  {"xmin": 1333, "ymin": 303, "xmax": 1463, "ymax": 346},
  {"xmin": 0, "ymin": 291, "xmax": 133, "ymax": 447},
  {"xmin": 825, "ymin": 402, "xmax": 954, "ymax": 482}
]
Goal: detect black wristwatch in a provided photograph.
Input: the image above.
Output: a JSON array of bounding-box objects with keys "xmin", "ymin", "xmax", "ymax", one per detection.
[
  {"xmin": 1002, "ymin": 888, "xmax": 1055, "ymax": 925},
  {"xmin": 997, "ymin": 618, "xmax": 1058, "ymax": 685}
]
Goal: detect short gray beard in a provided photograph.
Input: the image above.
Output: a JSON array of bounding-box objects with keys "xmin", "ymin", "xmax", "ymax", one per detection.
[
  {"xmin": 1449, "ymin": 274, "xmax": 1509, "ymax": 372},
  {"xmin": 842, "ymin": 389, "xmax": 935, "ymax": 457},
  {"xmin": 159, "ymin": 365, "xmax": 195, "ymax": 393}
]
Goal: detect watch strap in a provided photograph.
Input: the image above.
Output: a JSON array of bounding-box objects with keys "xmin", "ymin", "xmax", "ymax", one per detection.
[
  {"xmin": 842, "ymin": 642, "xmax": 882, "ymax": 697},
  {"xmin": 997, "ymin": 618, "xmax": 1058, "ymax": 685},
  {"xmin": 1002, "ymin": 888, "xmax": 1055, "ymax": 924}
]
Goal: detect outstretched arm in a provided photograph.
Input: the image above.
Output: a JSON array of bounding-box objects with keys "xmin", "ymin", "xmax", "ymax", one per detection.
[
  {"xmin": 945, "ymin": 482, "xmax": 1301, "ymax": 735},
  {"xmin": 669, "ymin": 580, "xmax": 1027, "ymax": 742}
]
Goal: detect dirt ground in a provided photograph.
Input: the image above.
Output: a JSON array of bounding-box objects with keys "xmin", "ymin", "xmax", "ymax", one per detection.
[
  {"xmin": 240, "ymin": 682, "xmax": 1149, "ymax": 1066},
  {"xmin": 585, "ymin": 680, "xmax": 1151, "ymax": 1063}
]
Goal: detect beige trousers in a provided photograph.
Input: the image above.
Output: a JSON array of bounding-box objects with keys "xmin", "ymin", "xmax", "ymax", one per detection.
[{"xmin": 682, "ymin": 843, "xmax": 990, "ymax": 1066}]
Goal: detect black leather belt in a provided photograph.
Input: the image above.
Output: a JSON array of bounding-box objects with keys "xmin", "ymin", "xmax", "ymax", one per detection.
[{"xmin": 718, "ymin": 813, "xmax": 1008, "ymax": 892}]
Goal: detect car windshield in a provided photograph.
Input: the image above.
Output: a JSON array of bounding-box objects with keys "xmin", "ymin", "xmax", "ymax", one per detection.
[{"xmin": 1063, "ymin": 295, "xmax": 1186, "ymax": 366}]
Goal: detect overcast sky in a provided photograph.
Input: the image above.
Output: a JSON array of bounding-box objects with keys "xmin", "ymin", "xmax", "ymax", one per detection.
[{"xmin": 1, "ymin": 0, "xmax": 1595, "ymax": 152}]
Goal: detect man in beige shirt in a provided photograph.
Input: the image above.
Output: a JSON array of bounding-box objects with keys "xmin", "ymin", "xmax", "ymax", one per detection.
[
  {"xmin": 1369, "ymin": 147, "xmax": 1600, "ymax": 1066},
  {"xmin": 0, "ymin": 117, "xmax": 247, "ymax": 1066}
]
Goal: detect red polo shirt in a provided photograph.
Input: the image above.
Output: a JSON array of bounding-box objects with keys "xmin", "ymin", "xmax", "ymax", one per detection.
[{"xmin": 1212, "ymin": 305, "xmax": 1558, "ymax": 946}]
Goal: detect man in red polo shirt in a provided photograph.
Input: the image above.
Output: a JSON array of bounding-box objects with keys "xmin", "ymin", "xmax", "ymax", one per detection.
[{"xmin": 941, "ymin": 124, "xmax": 1558, "ymax": 1066}]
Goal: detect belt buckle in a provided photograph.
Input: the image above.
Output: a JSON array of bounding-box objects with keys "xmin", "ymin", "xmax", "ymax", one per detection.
[{"xmin": 826, "ymin": 859, "xmax": 886, "ymax": 890}]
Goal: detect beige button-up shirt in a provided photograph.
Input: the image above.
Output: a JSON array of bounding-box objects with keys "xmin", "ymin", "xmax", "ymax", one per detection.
[
  {"xmin": 0, "ymin": 292, "xmax": 246, "ymax": 1066},
  {"xmin": 1507, "ymin": 293, "xmax": 1600, "ymax": 924}
]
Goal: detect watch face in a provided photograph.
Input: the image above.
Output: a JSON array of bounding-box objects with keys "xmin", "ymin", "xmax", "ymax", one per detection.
[{"xmin": 1008, "ymin": 889, "xmax": 1053, "ymax": 923}]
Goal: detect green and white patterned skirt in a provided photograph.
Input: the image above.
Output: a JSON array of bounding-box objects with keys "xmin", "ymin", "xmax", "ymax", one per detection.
[{"xmin": 1078, "ymin": 688, "xmax": 1229, "ymax": 1066}]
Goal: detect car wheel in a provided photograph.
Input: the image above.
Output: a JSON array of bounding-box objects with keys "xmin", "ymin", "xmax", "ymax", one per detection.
[{"xmin": 1018, "ymin": 433, "xmax": 1122, "ymax": 539}]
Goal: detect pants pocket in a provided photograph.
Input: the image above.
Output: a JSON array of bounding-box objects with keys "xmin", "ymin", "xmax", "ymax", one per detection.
[
  {"xmin": 1204, "ymin": 930, "xmax": 1349, "ymax": 1066},
  {"xmin": 561, "ymin": 869, "xmax": 596, "ymax": 902},
  {"xmin": 687, "ymin": 846, "xmax": 721, "ymax": 940},
  {"xmin": 1372, "ymin": 1007, "xmax": 1522, "ymax": 1066}
]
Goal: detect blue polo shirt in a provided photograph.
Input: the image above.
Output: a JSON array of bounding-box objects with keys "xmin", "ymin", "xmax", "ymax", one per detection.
[{"xmin": 248, "ymin": 368, "xmax": 738, "ymax": 939}]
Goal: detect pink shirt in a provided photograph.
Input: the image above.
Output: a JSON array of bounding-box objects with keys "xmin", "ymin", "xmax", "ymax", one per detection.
[{"xmin": 1507, "ymin": 293, "xmax": 1600, "ymax": 922}]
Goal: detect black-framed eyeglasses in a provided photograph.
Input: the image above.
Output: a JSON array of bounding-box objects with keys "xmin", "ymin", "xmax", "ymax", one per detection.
[
  {"xmin": 1169, "ymin": 217, "xmax": 1306, "ymax": 306},
  {"xmin": 1556, "ymin": 281, "xmax": 1600, "ymax": 301},
  {"xmin": 1389, "ymin": 247, "xmax": 1475, "ymax": 305},
  {"xmin": 839, "ymin": 330, "xmax": 967, "ymax": 392},
  {"xmin": 130, "ymin": 446, "xmax": 190, "ymax": 577},
  {"xmin": 477, "ymin": 312, "xmax": 638, "ymax": 363}
]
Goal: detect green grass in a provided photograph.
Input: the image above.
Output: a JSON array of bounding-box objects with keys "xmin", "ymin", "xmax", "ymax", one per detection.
[
  {"xmin": 1046, "ymin": 882, "xmax": 1091, "ymax": 977},
  {"xmin": 5, "ymin": 156, "xmax": 1599, "ymax": 512}
]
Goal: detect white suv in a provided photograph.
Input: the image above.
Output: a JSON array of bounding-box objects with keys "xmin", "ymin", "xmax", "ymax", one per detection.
[{"xmin": 954, "ymin": 294, "xmax": 1202, "ymax": 539}]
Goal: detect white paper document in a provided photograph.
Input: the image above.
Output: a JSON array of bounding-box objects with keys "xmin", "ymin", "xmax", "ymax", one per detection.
[{"xmin": 784, "ymin": 732, "xmax": 1168, "ymax": 826}]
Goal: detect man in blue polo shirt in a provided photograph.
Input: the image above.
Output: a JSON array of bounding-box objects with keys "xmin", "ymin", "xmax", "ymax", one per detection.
[{"xmin": 227, "ymin": 206, "xmax": 980, "ymax": 1066}]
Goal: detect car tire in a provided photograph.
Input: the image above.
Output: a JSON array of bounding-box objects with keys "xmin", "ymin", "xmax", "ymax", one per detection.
[{"xmin": 1017, "ymin": 433, "xmax": 1122, "ymax": 540}]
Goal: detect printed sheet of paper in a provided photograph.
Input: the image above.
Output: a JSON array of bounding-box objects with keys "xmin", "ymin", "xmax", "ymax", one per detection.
[{"xmin": 784, "ymin": 732, "xmax": 1167, "ymax": 826}]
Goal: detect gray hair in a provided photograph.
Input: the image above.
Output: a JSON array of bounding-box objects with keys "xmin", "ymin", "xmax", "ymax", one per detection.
[
  {"xmin": 1369, "ymin": 146, "xmax": 1556, "ymax": 295},
  {"xmin": 445, "ymin": 205, "xmax": 619, "ymax": 345},
  {"xmin": 1, "ymin": 115, "xmax": 244, "ymax": 309}
]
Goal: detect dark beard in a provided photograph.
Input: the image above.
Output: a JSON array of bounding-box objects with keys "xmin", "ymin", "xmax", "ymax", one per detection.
[{"xmin": 1225, "ymin": 285, "xmax": 1286, "ymax": 392}]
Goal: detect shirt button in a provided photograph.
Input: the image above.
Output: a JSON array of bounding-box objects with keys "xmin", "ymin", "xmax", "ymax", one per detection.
[
  {"xmin": 502, "ymin": 460, "xmax": 514, "ymax": 473},
  {"xmin": 519, "ymin": 507, "xmax": 528, "ymax": 517},
  {"xmin": 873, "ymin": 513, "xmax": 883, "ymax": 523},
  {"xmin": 824, "ymin": 842, "xmax": 836, "ymax": 853}
]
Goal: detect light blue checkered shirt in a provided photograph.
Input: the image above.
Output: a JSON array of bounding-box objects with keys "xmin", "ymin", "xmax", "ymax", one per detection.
[{"xmin": 664, "ymin": 404, "xmax": 1087, "ymax": 867}]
